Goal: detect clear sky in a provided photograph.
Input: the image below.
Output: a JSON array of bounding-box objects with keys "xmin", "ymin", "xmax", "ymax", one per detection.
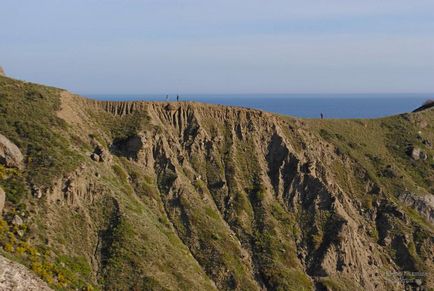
[{"xmin": 1, "ymin": 0, "xmax": 434, "ymax": 94}]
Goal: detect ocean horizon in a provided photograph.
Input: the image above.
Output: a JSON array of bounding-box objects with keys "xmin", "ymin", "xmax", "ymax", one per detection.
[{"xmin": 85, "ymin": 93, "xmax": 433, "ymax": 119}]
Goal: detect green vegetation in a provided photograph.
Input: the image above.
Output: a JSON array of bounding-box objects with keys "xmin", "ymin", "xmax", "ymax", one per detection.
[
  {"xmin": 0, "ymin": 76, "xmax": 432, "ymax": 290},
  {"xmin": 87, "ymin": 107, "xmax": 150, "ymax": 141},
  {"xmin": 0, "ymin": 76, "xmax": 82, "ymax": 186},
  {"xmin": 250, "ymin": 182, "xmax": 312, "ymax": 290},
  {"xmin": 317, "ymin": 276, "xmax": 360, "ymax": 291},
  {"xmin": 0, "ymin": 216, "xmax": 94, "ymax": 289},
  {"xmin": 0, "ymin": 172, "xmax": 29, "ymax": 204}
]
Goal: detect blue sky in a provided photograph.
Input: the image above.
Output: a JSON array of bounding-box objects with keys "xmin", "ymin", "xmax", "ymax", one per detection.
[{"xmin": 1, "ymin": 0, "xmax": 434, "ymax": 94}]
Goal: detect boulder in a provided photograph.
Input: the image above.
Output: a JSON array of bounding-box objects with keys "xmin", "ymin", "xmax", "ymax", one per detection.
[
  {"xmin": 0, "ymin": 187, "xmax": 5, "ymax": 214},
  {"xmin": 90, "ymin": 153, "xmax": 100, "ymax": 162},
  {"xmin": 0, "ymin": 133, "xmax": 23, "ymax": 169},
  {"xmin": 91, "ymin": 143, "xmax": 112, "ymax": 162},
  {"xmin": 12, "ymin": 215, "xmax": 24, "ymax": 226},
  {"xmin": 0, "ymin": 255, "xmax": 53, "ymax": 290},
  {"xmin": 407, "ymin": 146, "xmax": 421, "ymax": 161}
]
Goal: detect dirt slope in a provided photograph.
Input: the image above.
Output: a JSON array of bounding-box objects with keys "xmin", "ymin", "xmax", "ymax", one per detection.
[{"xmin": 0, "ymin": 75, "xmax": 432, "ymax": 290}]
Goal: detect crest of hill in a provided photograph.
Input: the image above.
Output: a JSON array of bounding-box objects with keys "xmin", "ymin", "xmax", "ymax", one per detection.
[{"xmin": 413, "ymin": 99, "xmax": 434, "ymax": 112}]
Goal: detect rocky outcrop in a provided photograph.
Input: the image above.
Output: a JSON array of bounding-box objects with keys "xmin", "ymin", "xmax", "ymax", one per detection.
[
  {"xmin": 87, "ymin": 99, "xmax": 149, "ymax": 116},
  {"xmin": 408, "ymin": 146, "xmax": 421, "ymax": 160},
  {"xmin": 74, "ymin": 98, "xmax": 432, "ymax": 290},
  {"xmin": 91, "ymin": 143, "xmax": 111, "ymax": 163},
  {"xmin": 407, "ymin": 146, "xmax": 428, "ymax": 161},
  {"xmin": 0, "ymin": 255, "xmax": 53, "ymax": 290},
  {"xmin": 0, "ymin": 134, "xmax": 23, "ymax": 169},
  {"xmin": 398, "ymin": 191, "xmax": 434, "ymax": 223},
  {"xmin": 0, "ymin": 66, "xmax": 5, "ymax": 77}
]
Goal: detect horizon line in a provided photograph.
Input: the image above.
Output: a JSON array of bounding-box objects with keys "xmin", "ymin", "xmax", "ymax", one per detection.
[{"xmin": 81, "ymin": 92, "xmax": 434, "ymax": 97}]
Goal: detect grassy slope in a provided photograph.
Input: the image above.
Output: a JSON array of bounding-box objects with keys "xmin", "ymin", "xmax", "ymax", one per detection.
[
  {"xmin": 0, "ymin": 77, "xmax": 83, "ymax": 196},
  {"xmin": 303, "ymin": 113, "xmax": 433, "ymax": 231},
  {"xmin": 305, "ymin": 113, "xmax": 433, "ymax": 196},
  {"xmin": 301, "ymin": 113, "xmax": 434, "ymax": 288},
  {"xmin": 0, "ymin": 76, "xmax": 215, "ymax": 290},
  {"xmin": 0, "ymin": 75, "xmax": 432, "ymax": 290}
]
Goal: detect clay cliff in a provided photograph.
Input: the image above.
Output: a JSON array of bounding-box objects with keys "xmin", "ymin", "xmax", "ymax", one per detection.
[{"xmin": 0, "ymin": 75, "xmax": 433, "ymax": 290}]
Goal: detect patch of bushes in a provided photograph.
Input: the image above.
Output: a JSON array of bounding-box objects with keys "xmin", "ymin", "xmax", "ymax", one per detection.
[
  {"xmin": 0, "ymin": 217, "xmax": 94, "ymax": 289},
  {"xmin": 0, "ymin": 173, "xmax": 29, "ymax": 204}
]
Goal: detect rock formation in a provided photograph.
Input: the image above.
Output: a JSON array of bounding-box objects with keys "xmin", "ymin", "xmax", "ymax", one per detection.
[
  {"xmin": 0, "ymin": 76, "xmax": 432, "ymax": 290},
  {"xmin": 0, "ymin": 133, "xmax": 23, "ymax": 169},
  {"xmin": 0, "ymin": 255, "xmax": 53, "ymax": 291}
]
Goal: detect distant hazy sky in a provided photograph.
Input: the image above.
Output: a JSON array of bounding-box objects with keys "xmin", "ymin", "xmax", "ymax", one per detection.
[{"xmin": 1, "ymin": 0, "xmax": 434, "ymax": 94}]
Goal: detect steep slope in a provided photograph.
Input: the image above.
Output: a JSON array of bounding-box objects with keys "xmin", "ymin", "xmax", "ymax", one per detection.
[{"xmin": 0, "ymin": 75, "xmax": 432, "ymax": 290}]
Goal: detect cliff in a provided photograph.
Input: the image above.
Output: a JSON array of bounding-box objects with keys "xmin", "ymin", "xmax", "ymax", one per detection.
[{"xmin": 0, "ymin": 75, "xmax": 433, "ymax": 290}]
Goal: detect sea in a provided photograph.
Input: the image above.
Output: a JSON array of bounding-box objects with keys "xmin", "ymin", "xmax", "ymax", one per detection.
[{"xmin": 86, "ymin": 93, "xmax": 432, "ymax": 119}]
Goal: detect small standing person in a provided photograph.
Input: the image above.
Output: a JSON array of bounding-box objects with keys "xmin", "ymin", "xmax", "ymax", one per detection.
[
  {"xmin": 320, "ymin": 113, "xmax": 324, "ymax": 119},
  {"xmin": 166, "ymin": 94, "xmax": 169, "ymax": 101},
  {"xmin": 177, "ymin": 95, "xmax": 179, "ymax": 101}
]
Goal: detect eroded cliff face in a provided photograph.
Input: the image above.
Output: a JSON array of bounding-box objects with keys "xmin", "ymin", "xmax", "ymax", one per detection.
[
  {"xmin": 50, "ymin": 94, "xmax": 433, "ymax": 290},
  {"xmin": 0, "ymin": 77, "xmax": 432, "ymax": 291}
]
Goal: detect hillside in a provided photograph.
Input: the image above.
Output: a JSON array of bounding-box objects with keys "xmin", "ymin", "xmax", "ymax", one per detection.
[{"xmin": 0, "ymin": 75, "xmax": 433, "ymax": 290}]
